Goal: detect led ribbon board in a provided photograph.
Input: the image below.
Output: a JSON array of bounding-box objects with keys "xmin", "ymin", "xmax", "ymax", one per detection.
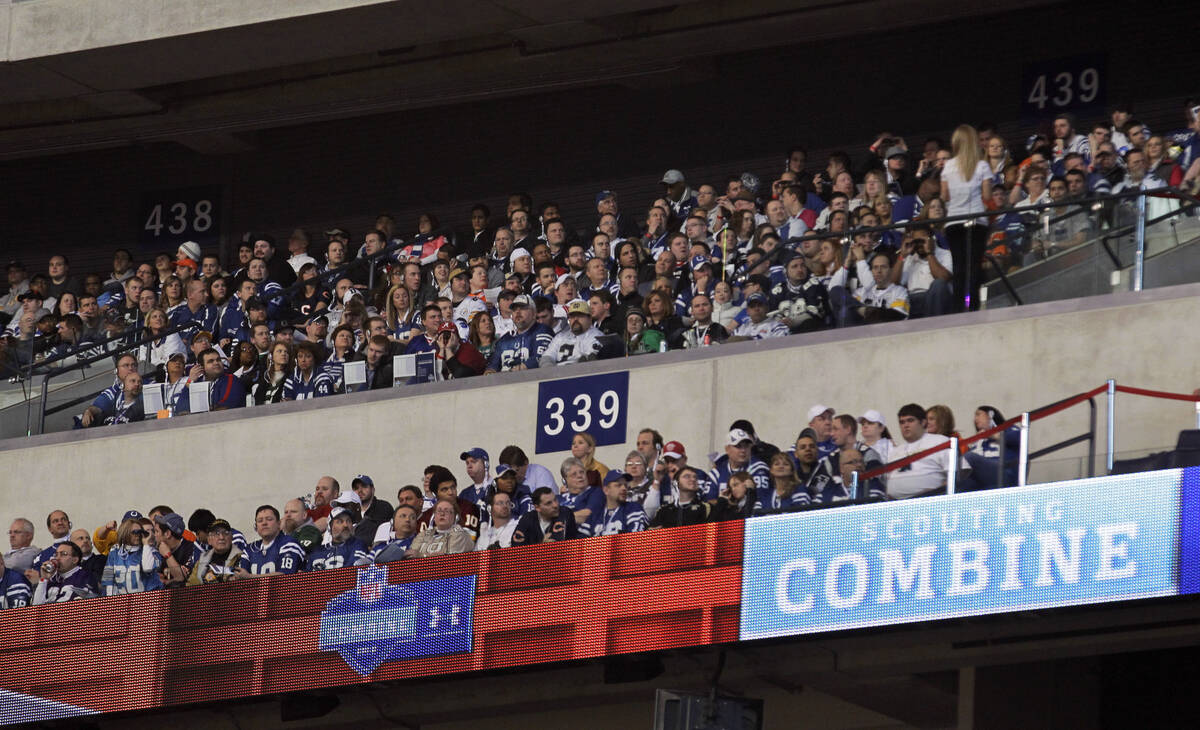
[{"xmin": 741, "ymin": 468, "xmax": 1197, "ymax": 640}]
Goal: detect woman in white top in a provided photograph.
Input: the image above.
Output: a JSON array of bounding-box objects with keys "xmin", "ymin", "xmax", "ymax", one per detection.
[{"xmin": 940, "ymin": 124, "xmax": 993, "ymax": 312}]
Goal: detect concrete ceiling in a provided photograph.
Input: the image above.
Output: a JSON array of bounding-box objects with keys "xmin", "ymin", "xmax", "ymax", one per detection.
[{"xmin": 0, "ymin": 0, "xmax": 1060, "ymax": 160}]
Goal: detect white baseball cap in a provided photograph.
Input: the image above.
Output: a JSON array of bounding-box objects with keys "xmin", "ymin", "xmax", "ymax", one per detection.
[
  {"xmin": 727, "ymin": 428, "xmax": 754, "ymax": 446},
  {"xmin": 806, "ymin": 404, "xmax": 834, "ymax": 422},
  {"xmin": 859, "ymin": 409, "xmax": 885, "ymax": 426},
  {"xmin": 332, "ymin": 491, "xmax": 361, "ymax": 506}
]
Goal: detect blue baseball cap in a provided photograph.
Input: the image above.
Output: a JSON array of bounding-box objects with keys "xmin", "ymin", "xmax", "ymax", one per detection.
[
  {"xmin": 595, "ymin": 190, "xmax": 616, "ymax": 206},
  {"xmin": 690, "ymin": 255, "xmax": 712, "ymax": 271},
  {"xmin": 352, "ymin": 474, "xmax": 374, "ymax": 488},
  {"xmin": 122, "ymin": 510, "xmax": 143, "ymax": 523},
  {"xmin": 460, "ymin": 447, "xmax": 489, "ymax": 462},
  {"xmin": 495, "ymin": 464, "xmax": 518, "ymax": 478},
  {"xmin": 746, "ymin": 291, "xmax": 769, "ymax": 305},
  {"xmin": 153, "ymin": 512, "xmax": 185, "ymax": 537},
  {"xmin": 603, "ymin": 471, "xmax": 632, "ymax": 486}
]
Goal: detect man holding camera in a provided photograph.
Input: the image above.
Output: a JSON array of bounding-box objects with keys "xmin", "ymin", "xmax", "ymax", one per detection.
[
  {"xmin": 32, "ymin": 542, "xmax": 95, "ymax": 604},
  {"xmin": 891, "ymin": 223, "xmax": 953, "ymax": 318}
]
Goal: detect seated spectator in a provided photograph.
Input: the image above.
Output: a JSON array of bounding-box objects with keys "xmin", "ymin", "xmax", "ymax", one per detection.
[
  {"xmin": 365, "ymin": 503, "xmax": 421, "ymax": 563},
  {"xmin": 434, "ymin": 322, "xmax": 486, "ymax": 379},
  {"xmin": 803, "ymin": 405, "xmax": 837, "ymax": 458},
  {"xmin": 409, "ymin": 499, "xmax": 474, "ymax": 557},
  {"xmin": 350, "ymin": 474, "xmax": 394, "ymax": 546},
  {"xmin": 558, "ymin": 456, "xmax": 604, "ymax": 522},
  {"xmin": 486, "ymin": 294, "xmax": 553, "ymax": 372},
  {"xmin": 512, "ymin": 487, "xmax": 579, "ymax": 545},
  {"xmin": 960, "ymin": 405, "xmax": 1021, "ymax": 491},
  {"xmin": 731, "ymin": 292, "xmax": 789, "ymax": 340},
  {"xmin": 622, "ymin": 451, "xmax": 662, "ymax": 521},
  {"xmin": 239, "ymin": 505, "xmax": 305, "ymax": 576},
  {"xmin": 791, "ymin": 430, "xmax": 822, "ymax": 490},
  {"xmin": 476, "ymin": 492, "xmax": 518, "ymax": 550},
  {"xmin": 0, "ymin": 552, "xmax": 31, "ymax": 609},
  {"xmin": 32, "ymin": 542, "xmax": 95, "ymax": 604},
  {"xmin": 306, "ymin": 508, "xmax": 368, "ymax": 570},
  {"xmin": 810, "ymin": 414, "xmax": 886, "ymax": 502},
  {"xmin": 711, "ymin": 427, "xmax": 770, "ymax": 499},
  {"xmin": 858, "ymin": 409, "xmax": 895, "ymax": 462},
  {"xmin": 579, "ymin": 472, "xmax": 648, "ymax": 536},
  {"xmin": 307, "ymin": 476, "xmax": 338, "ymax": 533},
  {"xmin": 757, "ymin": 454, "xmax": 811, "ymax": 513},
  {"xmin": 768, "ymin": 253, "xmax": 828, "ymax": 333},
  {"xmin": 623, "ymin": 306, "xmax": 662, "ymax": 354},
  {"xmin": 151, "ymin": 512, "xmax": 201, "ymax": 587},
  {"xmin": 281, "ymin": 498, "xmax": 322, "ymax": 555},
  {"xmin": 497, "ymin": 444, "xmax": 557, "ymax": 494},
  {"xmin": 5, "ymin": 518, "xmax": 40, "ymax": 575},
  {"xmin": 541, "ymin": 300, "xmax": 603, "ymax": 367},
  {"xmin": 650, "ymin": 467, "xmax": 711, "ymax": 527},
  {"xmin": 892, "ymin": 224, "xmax": 953, "ymax": 318},
  {"xmin": 187, "ymin": 519, "xmax": 243, "ymax": 585},
  {"xmin": 680, "ymin": 293, "xmax": 728, "ymax": 349},
  {"xmin": 27, "ymin": 510, "xmax": 72, "ymax": 583},
  {"xmin": 711, "ymin": 471, "xmax": 757, "ymax": 521},
  {"xmin": 886, "ymin": 403, "xmax": 963, "ymax": 499},
  {"xmin": 179, "ymin": 347, "xmax": 246, "ymax": 413},
  {"xmin": 570, "ymin": 432, "xmax": 609, "ymax": 485},
  {"xmin": 848, "ymin": 251, "xmax": 910, "ymax": 325},
  {"xmin": 418, "ymin": 466, "xmax": 481, "ymax": 540},
  {"xmin": 486, "ymin": 466, "xmax": 532, "ymax": 517},
  {"xmin": 77, "ymin": 371, "xmax": 145, "ymax": 428},
  {"xmin": 71, "ymin": 528, "xmax": 104, "ymax": 593},
  {"xmin": 1027, "ymin": 176, "xmax": 1091, "ymax": 262},
  {"xmin": 925, "ymin": 404, "xmax": 959, "ymax": 438}
]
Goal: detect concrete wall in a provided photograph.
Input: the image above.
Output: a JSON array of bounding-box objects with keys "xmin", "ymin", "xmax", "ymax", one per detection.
[
  {"xmin": 1, "ymin": 0, "xmax": 396, "ymax": 60},
  {"xmin": 1, "ymin": 284, "xmax": 1197, "ymax": 539}
]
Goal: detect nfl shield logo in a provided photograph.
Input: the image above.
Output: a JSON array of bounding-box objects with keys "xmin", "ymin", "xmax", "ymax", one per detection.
[{"xmin": 356, "ymin": 565, "xmax": 386, "ymax": 605}]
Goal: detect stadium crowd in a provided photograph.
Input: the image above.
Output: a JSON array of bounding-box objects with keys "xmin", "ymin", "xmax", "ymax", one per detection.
[
  {"xmin": 1, "ymin": 105, "xmax": 1198, "ymax": 426},
  {"xmin": 0, "ymin": 402, "xmax": 1021, "ymax": 606}
]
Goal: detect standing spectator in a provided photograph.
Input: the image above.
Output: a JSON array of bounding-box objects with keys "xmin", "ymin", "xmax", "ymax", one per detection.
[
  {"xmin": 409, "ymin": 499, "xmax": 474, "ymax": 557},
  {"xmin": 101, "ymin": 517, "xmax": 161, "ymax": 595},
  {"xmin": 579, "ymin": 472, "xmax": 648, "ymax": 536},
  {"xmin": 0, "ymin": 553, "xmax": 31, "ymax": 609},
  {"xmin": 239, "ymin": 505, "xmax": 305, "ymax": 576},
  {"xmin": 1, "ymin": 261, "xmax": 31, "ymax": 328},
  {"xmin": 886, "ymin": 404, "xmax": 961, "ymax": 500},
  {"xmin": 32, "ymin": 542, "xmax": 95, "ymax": 604},
  {"xmin": 5, "ymin": 518, "xmax": 39, "ymax": 575},
  {"xmin": 940, "ymin": 124, "xmax": 993, "ymax": 311},
  {"xmin": 512, "ymin": 487, "xmax": 579, "ymax": 545}
]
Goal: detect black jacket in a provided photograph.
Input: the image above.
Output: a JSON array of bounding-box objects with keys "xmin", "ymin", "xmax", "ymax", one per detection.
[{"xmin": 511, "ymin": 510, "xmax": 579, "ymax": 545}]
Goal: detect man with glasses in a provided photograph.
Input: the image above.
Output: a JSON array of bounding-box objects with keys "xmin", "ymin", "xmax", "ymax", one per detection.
[
  {"xmin": 188, "ymin": 518, "xmax": 243, "ymax": 585},
  {"xmin": 32, "ymin": 542, "xmax": 94, "ymax": 604},
  {"xmin": 5, "ymin": 518, "xmax": 39, "ymax": 574}
]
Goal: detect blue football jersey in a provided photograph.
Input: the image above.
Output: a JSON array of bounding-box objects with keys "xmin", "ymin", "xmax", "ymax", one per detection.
[
  {"xmin": 709, "ymin": 455, "xmax": 770, "ymax": 498},
  {"xmin": 0, "ymin": 569, "xmax": 31, "ymax": 609},
  {"xmin": 558, "ymin": 486, "xmax": 606, "ymax": 515},
  {"xmin": 487, "ymin": 323, "xmax": 554, "ymax": 371},
  {"xmin": 579, "ymin": 502, "xmax": 648, "ymax": 537},
  {"xmin": 100, "ymin": 545, "xmax": 163, "ymax": 595},
  {"xmin": 306, "ymin": 538, "xmax": 368, "ymax": 571},
  {"xmin": 240, "ymin": 534, "xmax": 305, "ymax": 575}
]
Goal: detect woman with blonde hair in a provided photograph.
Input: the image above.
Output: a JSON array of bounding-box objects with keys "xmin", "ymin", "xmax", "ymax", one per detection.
[
  {"xmin": 570, "ymin": 432, "xmax": 610, "ymax": 486},
  {"xmin": 940, "ymin": 124, "xmax": 993, "ymax": 312}
]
